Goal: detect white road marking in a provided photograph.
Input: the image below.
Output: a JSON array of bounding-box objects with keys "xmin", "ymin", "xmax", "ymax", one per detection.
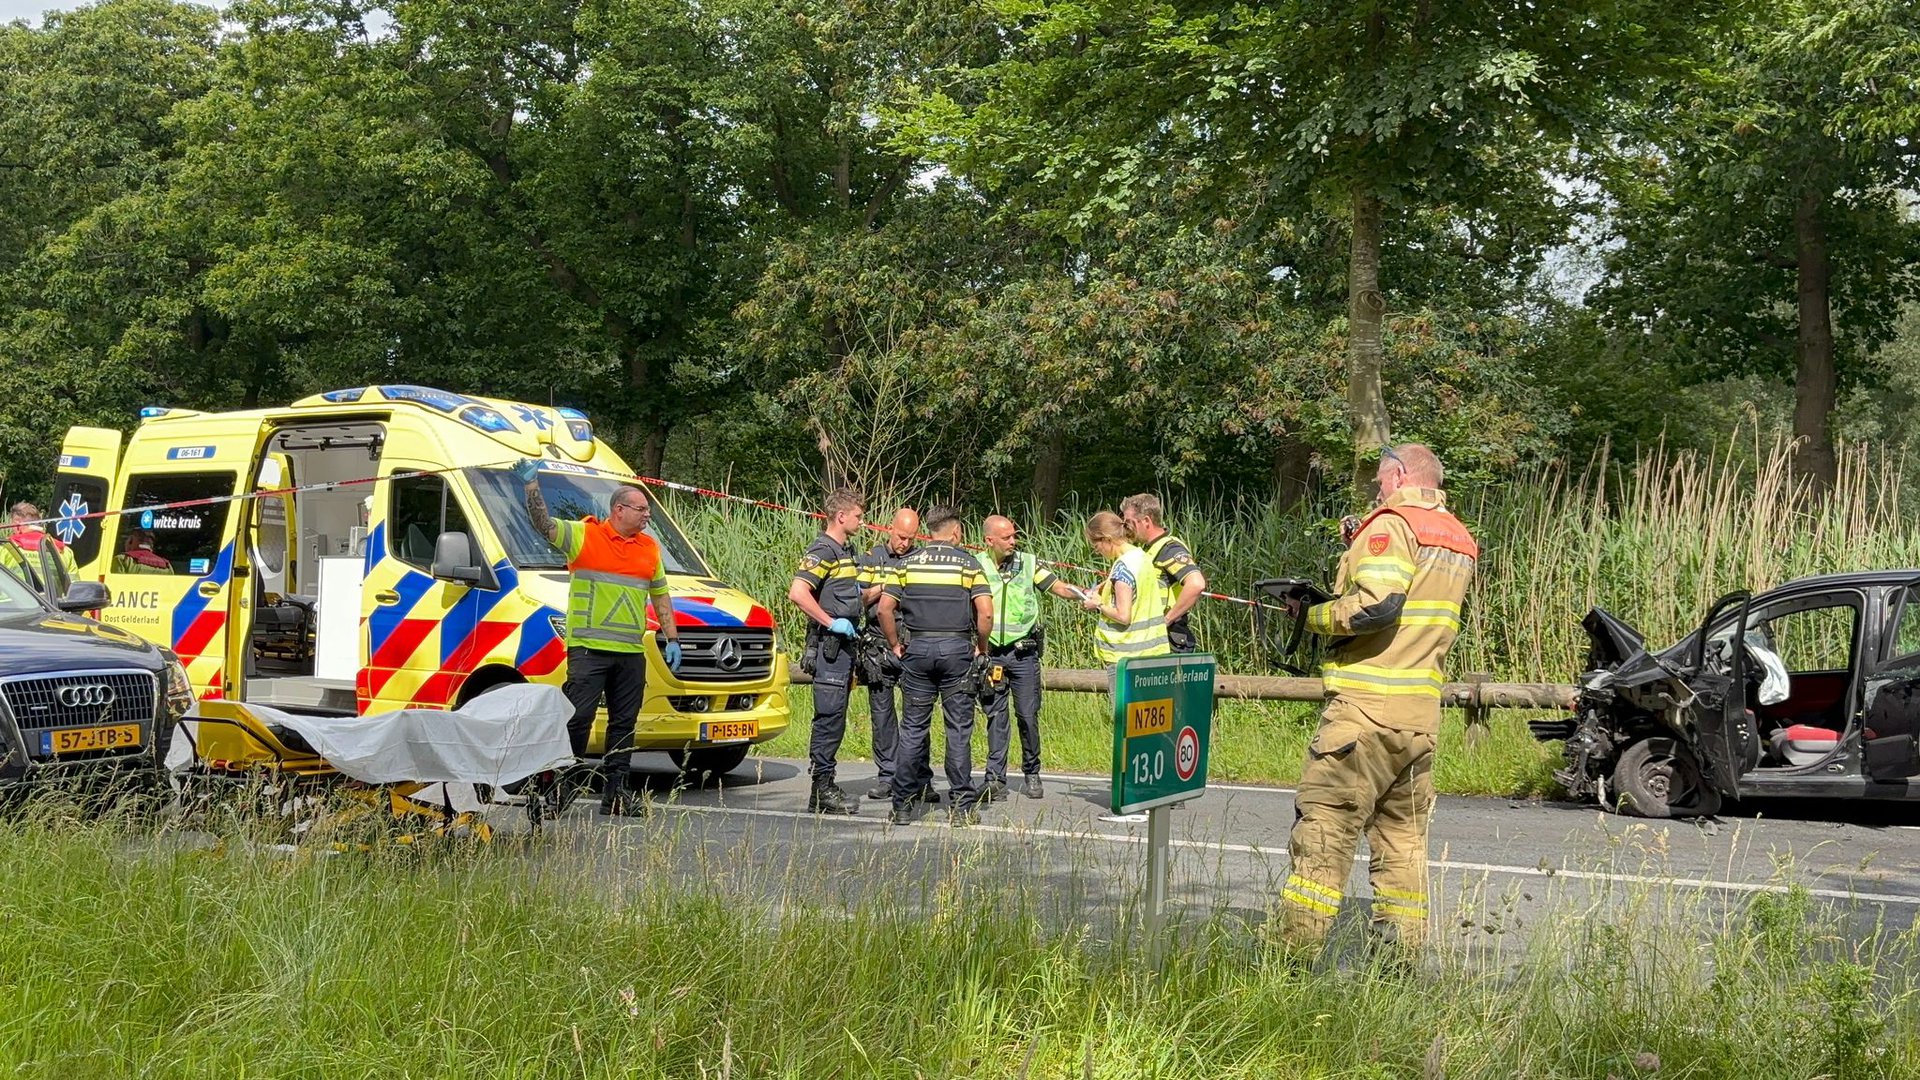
[
  {"xmin": 1030, "ymin": 770, "xmax": 1295, "ymax": 795},
  {"xmin": 665, "ymin": 801, "xmax": 1920, "ymax": 907}
]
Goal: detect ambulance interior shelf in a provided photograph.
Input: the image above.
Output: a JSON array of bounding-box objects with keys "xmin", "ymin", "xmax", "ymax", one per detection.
[{"xmin": 246, "ymin": 422, "xmax": 383, "ymax": 684}]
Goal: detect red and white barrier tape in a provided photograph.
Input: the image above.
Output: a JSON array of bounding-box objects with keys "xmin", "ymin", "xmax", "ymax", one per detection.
[{"xmin": 17, "ymin": 457, "xmax": 1286, "ymax": 610}]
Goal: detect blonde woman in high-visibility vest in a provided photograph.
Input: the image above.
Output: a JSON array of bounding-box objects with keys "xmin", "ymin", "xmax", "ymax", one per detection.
[{"xmin": 1081, "ymin": 512, "xmax": 1171, "ymax": 696}]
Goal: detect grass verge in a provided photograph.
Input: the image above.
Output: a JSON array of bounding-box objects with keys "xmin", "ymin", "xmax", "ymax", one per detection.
[{"xmin": 0, "ymin": 807, "xmax": 1914, "ymax": 1078}]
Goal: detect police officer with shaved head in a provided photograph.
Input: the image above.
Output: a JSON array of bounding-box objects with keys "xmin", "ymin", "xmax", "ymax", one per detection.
[
  {"xmin": 876, "ymin": 506, "xmax": 993, "ymax": 826},
  {"xmin": 976, "ymin": 514, "xmax": 1084, "ymax": 800}
]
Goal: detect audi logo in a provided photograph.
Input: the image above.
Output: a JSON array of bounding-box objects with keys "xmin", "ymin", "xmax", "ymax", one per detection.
[
  {"xmin": 713, "ymin": 636, "xmax": 744, "ymax": 672},
  {"xmin": 57, "ymin": 684, "xmax": 117, "ymax": 708}
]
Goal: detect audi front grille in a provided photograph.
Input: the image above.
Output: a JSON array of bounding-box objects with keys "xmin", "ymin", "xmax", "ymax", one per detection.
[
  {"xmin": 2, "ymin": 670, "xmax": 158, "ymax": 758},
  {"xmin": 673, "ymin": 628, "xmax": 775, "ymax": 683}
]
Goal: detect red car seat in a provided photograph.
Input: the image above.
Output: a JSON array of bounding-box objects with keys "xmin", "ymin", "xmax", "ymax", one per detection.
[{"xmin": 1769, "ymin": 724, "xmax": 1841, "ymax": 767}]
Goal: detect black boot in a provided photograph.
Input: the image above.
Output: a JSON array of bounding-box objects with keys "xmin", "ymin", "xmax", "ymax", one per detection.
[
  {"xmin": 600, "ymin": 762, "xmax": 641, "ymax": 816},
  {"xmin": 808, "ymin": 782, "xmax": 857, "ymax": 815}
]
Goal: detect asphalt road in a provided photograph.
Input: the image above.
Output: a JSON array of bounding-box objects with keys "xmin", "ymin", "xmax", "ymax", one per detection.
[{"xmin": 512, "ymin": 754, "xmax": 1920, "ymax": 951}]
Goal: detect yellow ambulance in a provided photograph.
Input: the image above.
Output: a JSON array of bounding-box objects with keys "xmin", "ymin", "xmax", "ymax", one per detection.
[{"xmin": 51, "ymin": 384, "xmax": 788, "ymax": 778}]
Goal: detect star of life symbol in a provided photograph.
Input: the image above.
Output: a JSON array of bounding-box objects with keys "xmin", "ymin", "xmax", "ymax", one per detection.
[
  {"xmin": 512, "ymin": 405, "xmax": 553, "ymax": 431},
  {"xmin": 55, "ymin": 493, "xmax": 88, "ymax": 543}
]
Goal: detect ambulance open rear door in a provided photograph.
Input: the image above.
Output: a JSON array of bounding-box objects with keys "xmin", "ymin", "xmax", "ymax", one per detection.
[{"xmin": 52, "ymin": 427, "xmax": 123, "ymax": 579}]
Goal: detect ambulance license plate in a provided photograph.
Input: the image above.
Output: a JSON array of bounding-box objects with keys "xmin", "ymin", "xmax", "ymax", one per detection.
[
  {"xmin": 42, "ymin": 724, "xmax": 142, "ymax": 755},
  {"xmin": 700, "ymin": 720, "xmax": 758, "ymax": 743}
]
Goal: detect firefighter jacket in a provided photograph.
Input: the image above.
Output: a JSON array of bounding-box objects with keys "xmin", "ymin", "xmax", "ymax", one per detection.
[{"xmin": 1304, "ymin": 488, "xmax": 1477, "ymax": 733}]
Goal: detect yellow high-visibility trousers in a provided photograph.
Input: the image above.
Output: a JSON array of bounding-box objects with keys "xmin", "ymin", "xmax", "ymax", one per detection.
[{"xmin": 1279, "ymin": 698, "xmax": 1436, "ymax": 950}]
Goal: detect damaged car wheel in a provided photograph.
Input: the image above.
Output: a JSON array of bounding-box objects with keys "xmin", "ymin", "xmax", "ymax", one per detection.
[{"xmin": 1612, "ymin": 737, "xmax": 1722, "ymax": 819}]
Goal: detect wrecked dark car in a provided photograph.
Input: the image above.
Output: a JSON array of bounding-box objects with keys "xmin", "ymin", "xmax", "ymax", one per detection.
[{"xmin": 1530, "ymin": 571, "xmax": 1920, "ymax": 818}]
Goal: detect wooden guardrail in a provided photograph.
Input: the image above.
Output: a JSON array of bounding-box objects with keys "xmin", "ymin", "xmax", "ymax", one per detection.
[{"xmin": 788, "ymin": 664, "xmax": 1577, "ymax": 716}]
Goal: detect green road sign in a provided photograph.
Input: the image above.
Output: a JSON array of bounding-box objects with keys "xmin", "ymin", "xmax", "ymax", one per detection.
[{"xmin": 1110, "ymin": 653, "xmax": 1216, "ymax": 814}]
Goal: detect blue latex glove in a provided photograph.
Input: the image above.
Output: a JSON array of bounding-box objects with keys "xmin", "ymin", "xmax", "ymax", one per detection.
[
  {"xmin": 662, "ymin": 639, "xmax": 683, "ymax": 674},
  {"xmin": 510, "ymin": 458, "xmax": 540, "ymax": 484},
  {"xmin": 827, "ymin": 617, "xmax": 858, "ymax": 639}
]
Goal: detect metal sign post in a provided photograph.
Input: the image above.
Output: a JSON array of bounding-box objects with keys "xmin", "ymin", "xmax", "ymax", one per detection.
[{"xmin": 1110, "ymin": 653, "xmax": 1216, "ymax": 968}]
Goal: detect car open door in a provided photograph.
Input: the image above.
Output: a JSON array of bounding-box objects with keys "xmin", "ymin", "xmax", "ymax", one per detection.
[
  {"xmin": 51, "ymin": 427, "xmax": 122, "ymax": 580},
  {"xmin": 1687, "ymin": 590, "xmax": 1758, "ymax": 797},
  {"xmin": 1862, "ymin": 579, "xmax": 1920, "ymax": 781}
]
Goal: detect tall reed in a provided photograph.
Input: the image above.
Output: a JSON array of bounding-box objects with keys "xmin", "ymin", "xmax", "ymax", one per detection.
[{"xmin": 674, "ymin": 438, "xmax": 1916, "ymax": 682}]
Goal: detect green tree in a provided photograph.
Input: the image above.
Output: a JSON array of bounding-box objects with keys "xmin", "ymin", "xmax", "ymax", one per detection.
[
  {"xmin": 1595, "ymin": 0, "xmax": 1920, "ymax": 487},
  {"xmin": 0, "ymin": 0, "xmax": 220, "ymax": 497},
  {"xmin": 912, "ymin": 0, "xmax": 1724, "ymax": 484}
]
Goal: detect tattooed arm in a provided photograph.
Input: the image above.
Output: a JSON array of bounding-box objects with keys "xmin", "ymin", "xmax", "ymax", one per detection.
[{"xmin": 525, "ymin": 481, "xmax": 557, "ymax": 544}]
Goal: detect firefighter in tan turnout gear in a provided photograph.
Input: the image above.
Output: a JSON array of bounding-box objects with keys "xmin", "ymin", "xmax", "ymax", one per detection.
[{"xmin": 1279, "ymin": 443, "xmax": 1478, "ymax": 954}]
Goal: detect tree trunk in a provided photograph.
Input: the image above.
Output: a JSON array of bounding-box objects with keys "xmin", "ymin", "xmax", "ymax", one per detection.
[
  {"xmin": 640, "ymin": 423, "xmax": 669, "ymax": 478},
  {"xmin": 1032, "ymin": 428, "xmax": 1066, "ymax": 522},
  {"xmin": 1791, "ymin": 189, "xmax": 1838, "ymax": 491},
  {"xmin": 1270, "ymin": 437, "xmax": 1314, "ymax": 507},
  {"xmin": 1347, "ymin": 185, "xmax": 1391, "ymax": 492}
]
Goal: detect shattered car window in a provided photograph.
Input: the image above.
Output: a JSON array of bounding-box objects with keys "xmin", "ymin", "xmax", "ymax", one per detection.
[
  {"xmin": 1763, "ymin": 606, "xmax": 1856, "ymax": 673},
  {"xmin": 1892, "ymin": 587, "xmax": 1920, "ymax": 664}
]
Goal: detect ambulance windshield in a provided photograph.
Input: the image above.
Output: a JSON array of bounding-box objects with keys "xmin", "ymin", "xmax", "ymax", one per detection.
[{"xmin": 466, "ymin": 467, "xmax": 710, "ymax": 576}]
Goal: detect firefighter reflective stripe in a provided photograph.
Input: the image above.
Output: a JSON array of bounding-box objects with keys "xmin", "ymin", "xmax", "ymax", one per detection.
[
  {"xmin": 1370, "ymin": 884, "xmax": 1428, "ymax": 920},
  {"xmin": 1305, "ymin": 603, "xmax": 1334, "ymax": 634},
  {"xmin": 1323, "ymin": 662, "xmax": 1446, "ymax": 698},
  {"xmin": 1397, "ymin": 600, "xmax": 1462, "ymax": 629},
  {"xmin": 1281, "ymin": 873, "xmax": 1343, "ymax": 916},
  {"xmin": 1352, "ymin": 555, "xmax": 1415, "ymax": 589},
  {"xmin": 1094, "ymin": 545, "xmax": 1170, "ymax": 663}
]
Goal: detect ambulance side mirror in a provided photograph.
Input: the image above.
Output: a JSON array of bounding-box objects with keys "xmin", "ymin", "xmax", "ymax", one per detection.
[{"xmin": 431, "ymin": 531, "xmax": 499, "ymax": 591}]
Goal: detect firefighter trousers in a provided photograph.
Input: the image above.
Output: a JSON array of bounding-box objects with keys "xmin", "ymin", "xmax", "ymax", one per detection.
[{"xmin": 1279, "ymin": 698, "xmax": 1436, "ymax": 950}]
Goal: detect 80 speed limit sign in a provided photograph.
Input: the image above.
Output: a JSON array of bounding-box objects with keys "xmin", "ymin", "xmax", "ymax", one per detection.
[{"xmin": 1174, "ymin": 725, "xmax": 1199, "ymax": 781}]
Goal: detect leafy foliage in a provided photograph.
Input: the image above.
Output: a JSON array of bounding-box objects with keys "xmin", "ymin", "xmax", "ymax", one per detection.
[{"xmin": 0, "ymin": 0, "xmax": 1913, "ymax": 515}]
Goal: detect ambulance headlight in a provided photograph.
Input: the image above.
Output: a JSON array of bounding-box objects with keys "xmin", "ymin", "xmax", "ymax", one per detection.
[
  {"xmin": 549, "ymin": 614, "xmax": 568, "ymax": 641},
  {"xmin": 163, "ymin": 656, "xmax": 195, "ymax": 718}
]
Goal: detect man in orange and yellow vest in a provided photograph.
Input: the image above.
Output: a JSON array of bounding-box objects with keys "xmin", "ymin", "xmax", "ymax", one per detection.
[
  {"xmin": 1279, "ymin": 443, "xmax": 1478, "ymax": 956},
  {"xmin": 517, "ymin": 459, "xmax": 681, "ymax": 815}
]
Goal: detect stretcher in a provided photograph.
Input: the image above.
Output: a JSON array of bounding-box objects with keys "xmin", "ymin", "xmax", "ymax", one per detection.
[{"xmin": 165, "ymin": 683, "xmax": 579, "ymax": 843}]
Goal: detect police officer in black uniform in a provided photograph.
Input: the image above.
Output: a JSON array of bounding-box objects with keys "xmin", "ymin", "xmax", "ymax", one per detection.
[
  {"xmin": 858, "ymin": 506, "xmax": 919, "ymax": 800},
  {"xmin": 787, "ymin": 488, "xmax": 866, "ymax": 815},
  {"xmin": 876, "ymin": 506, "xmax": 993, "ymax": 826}
]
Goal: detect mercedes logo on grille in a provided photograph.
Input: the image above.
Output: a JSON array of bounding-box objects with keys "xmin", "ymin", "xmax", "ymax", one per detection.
[
  {"xmin": 58, "ymin": 683, "xmax": 116, "ymax": 708},
  {"xmin": 713, "ymin": 636, "xmax": 744, "ymax": 672}
]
